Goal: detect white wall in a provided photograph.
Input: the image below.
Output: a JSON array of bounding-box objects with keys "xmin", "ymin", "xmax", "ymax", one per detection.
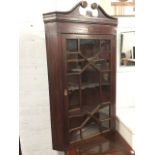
[
  {"xmin": 116, "ymin": 17, "xmax": 135, "ymax": 149},
  {"xmin": 116, "ymin": 18, "xmax": 135, "ymax": 111},
  {"xmin": 116, "ymin": 17, "xmax": 135, "ymax": 108},
  {"xmin": 19, "ymin": 1, "xmax": 135, "ymax": 155}
]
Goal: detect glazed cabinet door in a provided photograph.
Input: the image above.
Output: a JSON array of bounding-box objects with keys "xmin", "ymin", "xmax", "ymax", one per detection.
[{"xmin": 62, "ymin": 35, "xmax": 116, "ymax": 144}]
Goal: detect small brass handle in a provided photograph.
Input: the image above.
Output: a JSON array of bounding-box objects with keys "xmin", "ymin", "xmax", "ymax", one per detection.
[{"xmin": 64, "ymin": 89, "xmax": 68, "ymax": 96}]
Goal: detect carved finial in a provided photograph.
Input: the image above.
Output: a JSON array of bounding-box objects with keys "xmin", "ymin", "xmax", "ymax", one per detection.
[
  {"xmin": 79, "ymin": 1, "xmax": 99, "ymax": 17},
  {"xmin": 81, "ymin": 1, "xmax": 88, "ymax": 8},
  {"xmin": 91, "ymin": 2, "xmax": 98, "ymax": 10}
]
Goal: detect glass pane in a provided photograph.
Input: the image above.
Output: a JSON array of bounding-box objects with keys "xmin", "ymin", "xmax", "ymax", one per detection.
[
  {"xmin": 67, "ymin": 74, "xmax": 79, "ymax": 90},
  {"xmin": 68, "ymin": 90, "xmax": 80, "ymax": 110},
  {"xmin": 100, "ymin": 72, "xmax": 111, "ymax": 101},
  {"xmin": 69, "ymin": 104, "xmax": 110, "ymax": 143},
  {"xmin": 67, "ymin": 54, "xmax": 87, "ymax": 74},
  {"xmin": 80, "ymin": 39, "xmax": 100, "ymax": 58},
  {"xmin": 94, "ymin": 39, "xmax": 111, "ymax": 71},
  {"xmin": 101, "ymin": 85, "xmax": 111, "ymax": 102},
  {"xmin": 67, "ymin": 39, "xmax": 78, "ymax": 52},
  {"xmin": 100, "ymin": 39, "xmax": 111, "ymax": 51},
  {"xmin": 99, "ymin": 106, "xmax": 110, "ymax": 121},
  {"xmin": 67, "ymin": 74, "xmax": 80, "ymax": 111},
  {"xmin": 94, "ymin": 52, "xmax": 110, "ymax": 70},
  {"xmin": 66, "ymin": 38, "xmax": 112, "ymax": 143},
  {"xmin": 81, "ymin": 67, "xmax": 100, "ymax": 85}
]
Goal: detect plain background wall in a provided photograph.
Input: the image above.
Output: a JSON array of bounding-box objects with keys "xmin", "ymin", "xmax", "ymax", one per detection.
[
  {"xmin": 19, "ymin": 1, "xmax": 135, "ymax": 155},
  {"xmin": 116, "ymin": 17, "xmax": 135, "ymax": 148},
  {"xmin": 116, "ymin": 17, "xmax": 135, "ymax": 109}
]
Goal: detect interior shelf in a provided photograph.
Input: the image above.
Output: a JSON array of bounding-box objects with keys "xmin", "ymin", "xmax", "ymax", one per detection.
[
  {"xmin": 68, "ymin": 82, "xmax": 110, "ymax": 91},
  {"xmin": 67, "ymin": 72, "xmax": 81, "ymax": 76},
  {"xmin": 67, "ymin": 70, "xmax": 111, "ymax": 75},
  {"xmin": 69, "ymin": 101, "xmax": 111, "ymax": 117},
  {"xmin": 67, "ymin": 52, "xmax": 80, "ymax": 54},
  {"xmin": 67, "ymin": 58, "xmax": 106, "ymax": 63}
]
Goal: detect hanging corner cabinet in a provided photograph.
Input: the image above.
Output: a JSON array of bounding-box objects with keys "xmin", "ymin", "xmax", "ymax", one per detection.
[{"xmin": 43, "ymin": 1, "xmax": 118, "ymax": 151}]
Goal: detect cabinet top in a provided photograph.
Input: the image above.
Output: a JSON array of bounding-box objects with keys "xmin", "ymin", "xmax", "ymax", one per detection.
[{"xmin": 43, "ymin": 1, "xmax": 117, "ymax": 26}]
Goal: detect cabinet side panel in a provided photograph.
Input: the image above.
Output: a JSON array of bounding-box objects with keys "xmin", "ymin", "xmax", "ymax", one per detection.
[{"xmin": 44, "ymin": 23, "xmax": 67, "ymax": 150}]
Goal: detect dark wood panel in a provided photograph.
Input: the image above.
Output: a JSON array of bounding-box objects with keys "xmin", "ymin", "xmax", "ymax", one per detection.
[
  {"xmin": 58, "ymin": 23, "xmax": 117, "ymax": 35},
  {"xmin": 44, "ymin": 23, "xmax": 67, "ymax": 150}
]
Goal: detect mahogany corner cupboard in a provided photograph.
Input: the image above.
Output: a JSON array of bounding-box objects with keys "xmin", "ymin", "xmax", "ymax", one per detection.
[{"xmin": 43, "ymin": 1, "xmax": 118, "ymax": 151}]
